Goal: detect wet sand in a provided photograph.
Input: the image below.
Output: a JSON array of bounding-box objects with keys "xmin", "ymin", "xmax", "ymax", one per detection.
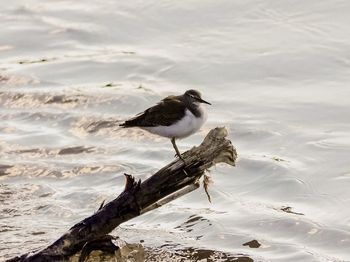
[{"xmin": 1, "ymin": 1, "xmax": 350, "ymax": 261}]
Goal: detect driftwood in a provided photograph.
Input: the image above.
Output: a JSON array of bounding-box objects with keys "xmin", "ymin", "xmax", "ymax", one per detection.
[{"xmin": 8, "ymin": 127, "xmax": 237, "ymax": 262}]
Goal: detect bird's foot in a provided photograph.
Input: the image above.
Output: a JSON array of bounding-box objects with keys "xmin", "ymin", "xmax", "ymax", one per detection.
[
  {"xmin": 175, "ymin": 153, "xmax": 185, "ymax": 162},
  {"xmin": 174, "ymin": 154, "xmax": 188, "ymax": 175}
]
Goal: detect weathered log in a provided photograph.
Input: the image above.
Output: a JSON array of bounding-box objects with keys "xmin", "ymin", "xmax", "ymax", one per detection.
[{"xmin": 8, "ymin": 127, "xmax": 237, "ymax": 262}]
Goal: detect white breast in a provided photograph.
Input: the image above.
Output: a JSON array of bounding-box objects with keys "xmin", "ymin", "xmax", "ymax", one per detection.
[{"xmin": 143, "ymin": 106, "xmax": 207, "ymax": 139}]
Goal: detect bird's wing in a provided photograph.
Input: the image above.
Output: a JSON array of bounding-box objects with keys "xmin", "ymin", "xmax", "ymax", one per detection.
[{"xmin": 120, "ymin": 96, "xmax": 186, "ymax": 127}]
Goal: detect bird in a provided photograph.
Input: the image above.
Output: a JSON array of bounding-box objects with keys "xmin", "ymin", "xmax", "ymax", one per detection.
[{"xmin": 120, "ymin": 89, "xmax": 211, "ymax": 160}]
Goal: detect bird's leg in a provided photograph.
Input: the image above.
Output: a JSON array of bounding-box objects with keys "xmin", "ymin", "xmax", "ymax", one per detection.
[
  {"xmin": 171, "ymin": 138, "xmax": 188, "ymax": 176},
  {"xmin": 171, "ymin": 138, "xmax": 183, "ymax": 160}
]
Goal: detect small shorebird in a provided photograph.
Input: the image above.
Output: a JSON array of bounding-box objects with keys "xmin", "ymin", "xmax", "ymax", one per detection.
[{"xmin": 120, "ymin": 89, "xmax": 211, "ymax": 160}]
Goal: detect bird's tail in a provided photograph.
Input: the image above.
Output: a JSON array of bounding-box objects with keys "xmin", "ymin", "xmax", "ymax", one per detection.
[
  {"xmin": 119, "ymin": 122, "xmax": 128, "ymax": 127},
  {"xmin": 119, "ymin": 119, "xmax": 137, "ymax": 128},
  {"xmin": 120, "ymin": 112, "xmax": 145, "ymax": 127}
]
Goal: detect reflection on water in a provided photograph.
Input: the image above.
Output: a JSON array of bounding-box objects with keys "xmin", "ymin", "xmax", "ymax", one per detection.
[
  {"xmin": 73, "ymin": 242, "xmax": 254, "ymax": 262},
  {"xmin": 1, "ymin": 0, "xmax": 350, "ymax": 261}
]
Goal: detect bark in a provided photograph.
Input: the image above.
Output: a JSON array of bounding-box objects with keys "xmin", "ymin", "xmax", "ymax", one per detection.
[{"xmin": 8, "ymin": 127, "xmax": 237, "ymax": 262}]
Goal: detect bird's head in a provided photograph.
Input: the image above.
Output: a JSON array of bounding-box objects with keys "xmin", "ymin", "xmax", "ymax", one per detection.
[{"xmin": 184, "ymin": 89, "xmax": 211, "ymax": 106}]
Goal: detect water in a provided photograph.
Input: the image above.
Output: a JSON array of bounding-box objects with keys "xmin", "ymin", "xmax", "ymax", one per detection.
[{"xmin": 1, "ymin": 0, "xmax": 350, "ymax": 261}]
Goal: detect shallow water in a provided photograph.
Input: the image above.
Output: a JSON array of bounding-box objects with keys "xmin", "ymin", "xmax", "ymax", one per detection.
[{"xmin": 1, "ymin": 0, "xmax": 350, "ymax": 261}]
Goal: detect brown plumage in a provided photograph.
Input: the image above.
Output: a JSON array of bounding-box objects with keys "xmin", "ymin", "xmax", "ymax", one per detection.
[{"xmin": 120, "ymin": 95, "xmax": 187, "ymax": 127}]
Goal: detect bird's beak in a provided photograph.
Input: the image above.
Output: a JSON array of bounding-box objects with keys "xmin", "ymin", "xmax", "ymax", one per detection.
[{"xmin": 198, "ymin": 97, "xmax": 211, "ymax": 105}]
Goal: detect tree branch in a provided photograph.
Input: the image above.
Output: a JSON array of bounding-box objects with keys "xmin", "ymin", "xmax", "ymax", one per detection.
[{"xmin": 8, "ymin": 127, "xmax": 237, "ymax": 262}]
